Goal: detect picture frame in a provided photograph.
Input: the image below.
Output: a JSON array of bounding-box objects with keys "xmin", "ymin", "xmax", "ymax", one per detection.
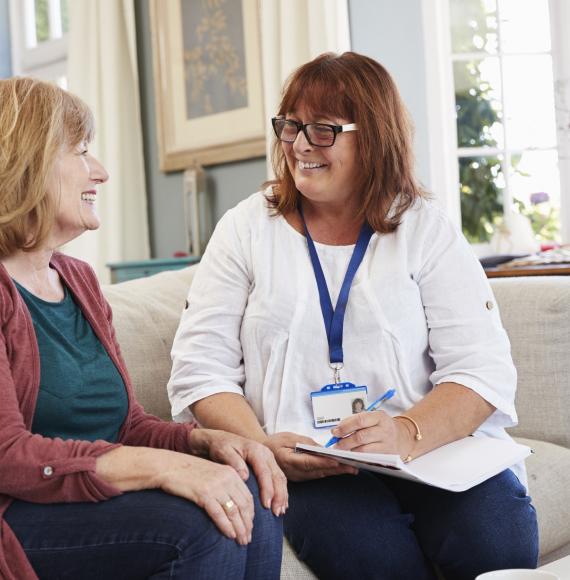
[{"xmin": 149, "ymin": 0, "xmax": 266, "ymax": 172}]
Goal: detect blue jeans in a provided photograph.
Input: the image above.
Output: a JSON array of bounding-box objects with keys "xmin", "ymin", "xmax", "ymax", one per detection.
[
  {"xmin": 5, "ymin": 475, "xmax": 282, "ymax": 579},
  {"xmin": 285, "ymin": 469, "xmax": 538, "ymax": 580}
]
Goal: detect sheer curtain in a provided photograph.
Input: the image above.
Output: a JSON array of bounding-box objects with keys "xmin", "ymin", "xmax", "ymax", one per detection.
[
  {"xmin": 260, "ymin": 0, "xmax": 351, "ymax": 176},
  {"xmin": 65, "ymin": 0, "xmax": 150, "ymax": 282}
]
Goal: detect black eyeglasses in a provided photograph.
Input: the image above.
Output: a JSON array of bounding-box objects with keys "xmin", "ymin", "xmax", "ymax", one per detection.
[{"xmin": 271, "ymin": 116, "xmax": 358, "ymax": 147}]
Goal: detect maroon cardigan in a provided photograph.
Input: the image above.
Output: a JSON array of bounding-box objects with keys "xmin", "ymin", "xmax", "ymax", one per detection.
[{"xmin": 0, "ymin": 253, "xmax": 195, "ymax": 579}]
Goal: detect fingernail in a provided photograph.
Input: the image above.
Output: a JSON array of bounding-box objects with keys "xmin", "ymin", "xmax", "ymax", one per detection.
[{"xmin": 264, "ymin": 499, "xmax": 271, "ymax": 509}]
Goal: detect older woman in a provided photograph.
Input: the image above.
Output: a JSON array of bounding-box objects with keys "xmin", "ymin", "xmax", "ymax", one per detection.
[
  {"xmin": 0, "ymin": 77, "xmax": 286, "ymax": 580},
  {"xmin": 168, "ymin": 52, "xmax": 539, "ymax": 579}
]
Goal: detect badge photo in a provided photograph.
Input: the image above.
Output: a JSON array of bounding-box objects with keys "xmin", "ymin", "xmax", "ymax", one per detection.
[{"xmin": 310, "ymin": 382, "xmax": 368, "ymax": 428}]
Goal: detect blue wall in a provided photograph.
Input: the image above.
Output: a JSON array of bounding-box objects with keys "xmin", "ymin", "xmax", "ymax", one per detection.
[
  {"xmin": 136, "ymin": 0, "xmax": 433, "ymax": 257},
  {"xmin": 134, "ymin": 0, "xmax": 267, "ymax": 258},
  {"xmin": 0, "ymin": 0, "xmax": 12, "ymax": 78},
  {"xmin": 349, "ymin": 0, "xmax": 429, "ymax": 187},
  {"xmin": 135, "ymin": 0, "xmax": 433, "ymax": 257}
]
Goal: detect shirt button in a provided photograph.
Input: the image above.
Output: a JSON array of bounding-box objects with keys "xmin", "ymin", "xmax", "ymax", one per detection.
[
  {"xmin": 485, "ymin": 300, "xmax": 494, "ymax": 310},
  {"xmin": 43, "ymin": 466, "xmax": 54, "ymax": 477}
]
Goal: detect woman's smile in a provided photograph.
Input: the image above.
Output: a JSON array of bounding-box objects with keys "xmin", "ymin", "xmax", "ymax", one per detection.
[
  {"xmin": 81, "ymin": 190, "xmax": 97, "ymax": 204},
  {"xmin": 297, "ymin": 160, "xmax": 327, "ymax": 171}
]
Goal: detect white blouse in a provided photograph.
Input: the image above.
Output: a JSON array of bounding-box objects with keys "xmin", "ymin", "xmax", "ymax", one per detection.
[{"xmin": 168, "ymin": 191, "xmax": 525, "ymax": 485}]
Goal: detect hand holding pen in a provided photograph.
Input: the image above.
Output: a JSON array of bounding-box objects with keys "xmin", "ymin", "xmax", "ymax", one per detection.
[{"xmin": 324, "ymin": 389, "xmax": 396, "ymax": 448}]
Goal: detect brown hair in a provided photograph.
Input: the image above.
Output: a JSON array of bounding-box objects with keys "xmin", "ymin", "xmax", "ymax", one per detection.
[
  {"xmin": 266, "ymin": 52, "xmax": 426, "ymax": 233},
  {"xmin": 0, "ymin": 77, "xmax": 94, "ymax": 258}
]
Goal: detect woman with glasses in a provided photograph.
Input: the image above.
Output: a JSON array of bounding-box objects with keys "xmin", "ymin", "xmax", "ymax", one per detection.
[
  {"xmin": 0, "ymin": 77, "xmax": 285, "ymax": 580},
  {"xmin": 168, "ymin": 52, "xmax": 538, "ymax": 579}
]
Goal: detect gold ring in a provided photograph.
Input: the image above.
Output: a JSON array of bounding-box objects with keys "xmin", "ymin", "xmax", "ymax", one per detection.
[{"xmin": 222, "ymin": 499, "xmax": 235, "ymax": 512}]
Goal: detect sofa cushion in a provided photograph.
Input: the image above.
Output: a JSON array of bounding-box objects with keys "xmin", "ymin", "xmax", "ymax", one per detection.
[
  {"xmin": 490, "ymin": 277, "xmax": 570, "ymax": 449},
  {"xmin": 516, "ymin": 437, "xmax": 570, "ymax": 558},
  {"xmin": 102, "ymin": 266, "xmax": 197, "ymax": 420}
]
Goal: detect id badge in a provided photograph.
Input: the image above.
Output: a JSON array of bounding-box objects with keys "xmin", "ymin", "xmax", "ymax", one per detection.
[{"xmin": 310, "ymin": 382, "xmax": 368, "ymax": 428}]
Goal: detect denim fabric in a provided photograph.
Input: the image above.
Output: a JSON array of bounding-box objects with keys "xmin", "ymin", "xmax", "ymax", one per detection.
[
  {"xmin": 5, "ymin": 475, "xmax": 283, "ymax": 579},
  {"xmin": 285, "ymin": 469, "xmax": 538, "ymax": 580}
]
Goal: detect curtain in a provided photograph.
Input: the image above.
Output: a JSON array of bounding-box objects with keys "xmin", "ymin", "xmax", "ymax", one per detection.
[
  {"xmin": 260, "ymin": 0, "xmax": 351, "ymax": 176},
  {"xmin": 65, "ymin": 0, "xmax": 149, "ymax": 282}
]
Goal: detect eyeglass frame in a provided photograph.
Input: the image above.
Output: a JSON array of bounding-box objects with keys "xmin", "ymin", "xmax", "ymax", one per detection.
[{"xmin": 271, "ymin": 116, "xmax": 358, "ymax": 148}]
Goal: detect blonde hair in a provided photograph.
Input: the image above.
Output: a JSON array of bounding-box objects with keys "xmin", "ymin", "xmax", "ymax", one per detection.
[
  {"xmin": 0, "ymin": 77, "xmax": 94, "ymax": 258},
  {"xmin": 266, "ymin": 52, "xmax": 425, "ymax": 233}
]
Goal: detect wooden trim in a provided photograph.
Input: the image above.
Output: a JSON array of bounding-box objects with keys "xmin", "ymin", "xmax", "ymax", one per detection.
[
  {"xmin": 485, "ymin": 263, "xmax": 570, "ymax": 277},
  {"xmin": 160, "ymin": 138, "xmax": 266, "ymax": 173}
]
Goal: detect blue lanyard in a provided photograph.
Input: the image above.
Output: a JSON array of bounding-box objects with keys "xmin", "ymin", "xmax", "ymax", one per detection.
[{"xmin": 299, "ymin": 205, "xmax": 374, "ymax": 375}]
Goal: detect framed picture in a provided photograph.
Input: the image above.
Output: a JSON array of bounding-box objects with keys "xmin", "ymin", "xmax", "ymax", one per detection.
[{"xmin": 149, "ymin": 0, "xmax": 266, "ymax": 171}]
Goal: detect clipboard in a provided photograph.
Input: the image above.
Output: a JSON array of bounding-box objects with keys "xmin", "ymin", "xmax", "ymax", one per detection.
[{"xmin": 296, "ymin": 436, "xmax": 531, "ymax": 492}]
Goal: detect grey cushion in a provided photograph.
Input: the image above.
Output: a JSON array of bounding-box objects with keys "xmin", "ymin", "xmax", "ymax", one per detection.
[
  {"xmin": 516, "ymin": 437, "xmax": 570, "ymax": 559},
  {"xmin": 491, "ymin": 277, "xmax": 570, "ymax": 449},
  {"xmin": 103, "ymin": 267, "xmax": 196, "ymax": 421}
]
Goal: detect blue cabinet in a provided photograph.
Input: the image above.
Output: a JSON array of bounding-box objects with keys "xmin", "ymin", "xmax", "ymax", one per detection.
[{"xmin": 107, "ymin": 257, "xmax": 200, "ymax": 283}]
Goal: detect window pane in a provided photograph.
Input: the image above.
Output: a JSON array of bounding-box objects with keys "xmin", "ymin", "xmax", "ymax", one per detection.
[
  {"xmin": 502, "ymin": 55, "xmax": 557, "ymax": 149},
  {"xmin": 499, "ymin": 0, "xmax": 551, "ymax": 53},
  {"xmin": 460, "ymin": 156, "xmax": 504, "ymax": 242},
  {"xmin": 450, "ymin": 0, "xmax": 498, "ymax": 54},
  {"xmin": 510, "ymin": 150, "xmax": 561, "ymax": 241},
  {"xmin": 35, "ymin": 0, "xmax": 50, "ymax": 42},
  {"xmin": 454, "ymin": 58, "xmax": 503, "ymax": 148},
  {"xmin": 61, "ymin": 0, "xmax": 69, "ymax": 33}
]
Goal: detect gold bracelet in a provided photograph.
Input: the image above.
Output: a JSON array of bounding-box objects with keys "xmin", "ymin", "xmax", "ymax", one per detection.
[{"xmin": 394, "ymin": 415, "xmax": 422, "ymax": 463}]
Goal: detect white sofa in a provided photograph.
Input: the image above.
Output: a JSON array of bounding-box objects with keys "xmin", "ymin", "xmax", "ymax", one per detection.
[{"xmin": 102, "ymin": 266, "xmax": 570, "ymax": 576}]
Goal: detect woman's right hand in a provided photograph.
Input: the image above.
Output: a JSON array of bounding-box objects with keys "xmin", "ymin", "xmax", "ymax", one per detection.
[{"xmin": 265, "ymin": 432, "xmax": 359, "ymax": 482}]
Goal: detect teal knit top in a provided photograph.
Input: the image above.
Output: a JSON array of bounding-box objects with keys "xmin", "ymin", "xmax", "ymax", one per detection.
[{"xmin": 16, "ymin": 282, "xmax": 128, "ymax": 442}]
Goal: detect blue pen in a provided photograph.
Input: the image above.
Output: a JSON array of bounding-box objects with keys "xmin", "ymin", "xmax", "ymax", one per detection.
[{"xmin": 324, "ymin": 388, "xmax": 396, "ymax": 448}]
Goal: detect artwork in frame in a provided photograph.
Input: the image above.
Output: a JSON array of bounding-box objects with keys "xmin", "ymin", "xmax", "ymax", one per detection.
[{"xmin": 149, "ymin": 0, "xmax": 266, "ymax": 171}]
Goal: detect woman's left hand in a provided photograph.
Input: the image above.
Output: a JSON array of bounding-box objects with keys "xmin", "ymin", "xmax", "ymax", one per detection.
[
  {"xmin": 331, "ymin": 410, "xmax": 407, "ymax": 455},
  {"xmin": 188, "ymin": 428, "xmax": 288, "ymax": 517}
]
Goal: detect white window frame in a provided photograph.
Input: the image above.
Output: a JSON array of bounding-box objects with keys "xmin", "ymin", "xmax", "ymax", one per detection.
[
  {"xmin": 422, "ymin": 0, "xmax": 570, "ymax": 248},
  {"xmin": 421, "ymin": 0, "xmax": 461, "ymax": 229},
  {"xmin": 9, "ymin": 0, "xmax": 68, "ymax": 82},
  {"xmin": 550, "ymin": 0, "xmax": 570, "ymax": 243}
]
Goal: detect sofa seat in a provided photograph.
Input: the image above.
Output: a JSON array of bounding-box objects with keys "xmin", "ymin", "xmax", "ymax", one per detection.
[{"xmin": 517, "ymin": 437, "xmax": 570, "ymax": 563}]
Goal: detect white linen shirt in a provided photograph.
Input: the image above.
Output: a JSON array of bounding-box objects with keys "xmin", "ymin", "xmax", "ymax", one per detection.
[{"xmin": 168, "ymin": 191, "xmax": 524, "ymax": 485}]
